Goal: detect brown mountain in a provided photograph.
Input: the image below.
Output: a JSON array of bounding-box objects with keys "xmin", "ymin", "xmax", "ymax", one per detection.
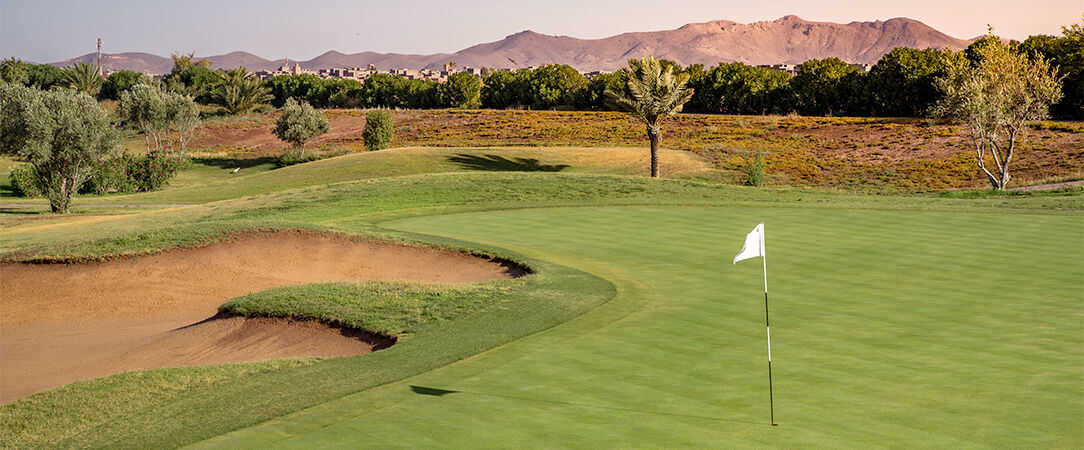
[
  {"xmin": 50, "ymin": 15, "xmax": 972, "ymax": 74},
  {"xmin": 51, "ymin": 52, "xmax": 173, "ymax": 74}
]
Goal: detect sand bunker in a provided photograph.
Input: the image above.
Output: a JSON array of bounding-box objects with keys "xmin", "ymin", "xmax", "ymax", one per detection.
[{"xmin": 0, "ymin": 231, "xmax": 520, "ymax": 403}]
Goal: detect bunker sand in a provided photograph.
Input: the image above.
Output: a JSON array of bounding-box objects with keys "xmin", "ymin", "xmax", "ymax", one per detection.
[{"xmin": 0, "ymin": 231, "xmax": 517, "ymax": 403}]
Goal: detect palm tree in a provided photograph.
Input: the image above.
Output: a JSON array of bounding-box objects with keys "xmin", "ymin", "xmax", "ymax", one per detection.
[
  {"xmin": 605, "ymin": 56, "xmax": 694, "ymax": 178},
  {"xmin": 59, "ymin": 62, "xmax": 104, "ymax": 96},
  {"xmin": 210, "ymin": 66, "xmax": 273, "ymax": 115}
]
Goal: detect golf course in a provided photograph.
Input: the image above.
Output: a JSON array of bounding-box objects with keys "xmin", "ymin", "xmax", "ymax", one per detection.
[{"xmin": 1, "ymin": 142, "xmax": 1081, "ymax": 447}]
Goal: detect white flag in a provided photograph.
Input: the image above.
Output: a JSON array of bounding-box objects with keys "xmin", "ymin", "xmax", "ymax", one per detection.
[{"xmin": 733, "ymin": 223, "xmax": 764, "ymax": 264}]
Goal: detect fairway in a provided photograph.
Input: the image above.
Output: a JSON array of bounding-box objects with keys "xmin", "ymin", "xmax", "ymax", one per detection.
[{"xmin": 197, "ymin": 206, "xmax": 1083, "ymax": 447}]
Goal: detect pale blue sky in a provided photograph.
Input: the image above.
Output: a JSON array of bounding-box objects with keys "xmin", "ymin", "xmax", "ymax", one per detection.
[{"xmin": 1, "ymin": 0, "xmax": 1079, "ymax": 63}]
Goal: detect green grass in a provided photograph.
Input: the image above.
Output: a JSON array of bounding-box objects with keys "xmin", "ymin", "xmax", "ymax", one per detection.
[
  {"xmin": 1, "ymin": 170, "xmax": 1081, "ymax": 447},
  {"xmin": 202, "ymin": 206, "xmax": 1083, "ymax": 448},
  {"xmin": 0, "ymin": 146, "xmax": 717, "ymax": 208},
  {"xmin": 220, "ymin": 280, "xmax": 526, "ymax": 338}
]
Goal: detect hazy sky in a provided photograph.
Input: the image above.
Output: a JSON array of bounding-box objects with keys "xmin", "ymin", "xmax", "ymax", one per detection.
[{"xmin": 1, "ymin": 0, "xmax": 1079, "ymax": 62}]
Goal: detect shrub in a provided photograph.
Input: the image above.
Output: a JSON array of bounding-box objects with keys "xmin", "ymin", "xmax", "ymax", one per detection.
[
  {"xmin": 743, "ymin": 151, "xmax": 767, "ymax": 186},
  {"xmin": 126, "ymin": 150, "xmax": 186, "ymax": 192},
  {"xmin": 363, "ymin": 110, "xmax": 394, "ymax": 151},
  {"xmin": 81, "ymin": 157, "xmax": 136, "ymax": 194},
  {"xmin": 276, "ymin": 151, "xmax": 320, "ymax": 167},
  {"xmin": 8, "ymin": 164, "xmax": 42, "ymax": 197}
]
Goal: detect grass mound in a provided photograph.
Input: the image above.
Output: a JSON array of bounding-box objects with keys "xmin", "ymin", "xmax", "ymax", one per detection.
[{"xmin": 220, "ymin": 280, "xmax": 524, "ymax": 338}]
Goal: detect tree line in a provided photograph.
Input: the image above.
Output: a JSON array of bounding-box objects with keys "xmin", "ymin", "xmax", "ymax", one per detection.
[{"xmin": 3, "ymin": 20, "xmax": 1077, "ymax": 119}]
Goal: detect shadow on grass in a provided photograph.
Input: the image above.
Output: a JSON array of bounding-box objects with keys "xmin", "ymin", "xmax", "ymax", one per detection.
[
  {"xmin": 0, "ymin": 206, "xmax": 48, "ymax": 216},
  {"xmin": 190, "ymin": 156, "xmax": 279, "ymax": 171},
  {"xmin": 447, "ymin": 154, "xmax": 570, "ymax": 173},
  {"xmin": 407, "ymin": 385, "xmax": 766, "ymax": 426}
]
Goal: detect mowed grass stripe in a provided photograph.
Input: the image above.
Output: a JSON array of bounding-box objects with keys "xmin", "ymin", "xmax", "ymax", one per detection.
[{"xmin": 197, "ymin": 206, "xmax": 1082, "ymax": 448}]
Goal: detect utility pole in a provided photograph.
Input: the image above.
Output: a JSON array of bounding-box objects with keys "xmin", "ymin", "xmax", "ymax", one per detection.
[{"xmin": 96, "ymin": 38, "xmax": 102, "ymax": 76}]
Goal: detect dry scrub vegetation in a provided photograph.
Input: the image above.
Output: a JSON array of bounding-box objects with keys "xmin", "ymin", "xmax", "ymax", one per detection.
[{"xmin": 185, "ymin": 109, "xmax": 1083, "ymax": 191}]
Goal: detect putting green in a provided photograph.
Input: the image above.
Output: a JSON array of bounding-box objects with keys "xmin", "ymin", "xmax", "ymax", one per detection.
[{"xmin": 197, "ymin": 206, "xmax": 1080, "ymax": 447}]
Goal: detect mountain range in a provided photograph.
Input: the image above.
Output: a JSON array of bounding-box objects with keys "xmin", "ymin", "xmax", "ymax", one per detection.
[{"xmin": 49, "ymin": 15, "xmax": 972, "ymax": 74}]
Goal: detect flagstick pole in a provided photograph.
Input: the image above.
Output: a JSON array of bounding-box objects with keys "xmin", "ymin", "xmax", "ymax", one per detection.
[{"xmin": 762, "ymin": 222, "xmax": 776, "ymax": 426}]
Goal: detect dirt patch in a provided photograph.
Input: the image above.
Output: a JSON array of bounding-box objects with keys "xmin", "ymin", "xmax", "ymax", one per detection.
[{"xmin": 0, "ymin": 231, "xmax": 519, "ymax": 402}]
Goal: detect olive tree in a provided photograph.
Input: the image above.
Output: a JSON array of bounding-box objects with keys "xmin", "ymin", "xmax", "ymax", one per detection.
[
  {"xmin": 932, "ymin": 37, "xmax": 1063, "ymax": 190},
  {"xmin": 605, "ymin": 56, "xmax": 694, "ymax": 178},
  {"xmin": 116, "ymin": 83, "xmax": 200, "ymax": 156},
  {"xmin": 272, "ymin": 98, "xmax": 329, "ymax": 157},
  {"xmin": 0, "ymin": 84, "xmax": 119, "ymax": 213}
]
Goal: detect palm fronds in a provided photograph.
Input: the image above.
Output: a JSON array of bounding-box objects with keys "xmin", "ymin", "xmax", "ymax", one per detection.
[
  {"xmin": 210, "ymin": 66, "xmax": 273, "ymax": 115},
  {"xmin": 59, "ymin": 62, "xmax": 103, "ymax": 96}
]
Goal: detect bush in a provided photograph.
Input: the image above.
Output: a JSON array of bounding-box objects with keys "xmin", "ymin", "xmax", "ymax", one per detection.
[
  {"xmin": 276, "ymin": 151, "xmax": 320, "ymax": 167},
  {"xmin": 363, "ymin": 110, "xmax": 394, "ymax": 151},
  {"xmin": 743, "ymin": 151, "xmax": 767, "ymax": 186},
  {"xmin": 126, "ymin": 150, "xmax": 186, "ymax": 192},
  {"xmin": 81, "ymin": 157, "xmax": 136, "ymax": 194},
  {"xmin": 8, "ymin": 164, "xmax": 41, "ymax": 196}
]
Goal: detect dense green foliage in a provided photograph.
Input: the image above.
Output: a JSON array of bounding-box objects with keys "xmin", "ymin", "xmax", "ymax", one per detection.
[
  {"xmin": 99, "ymin": 70, "xmax": 148, "ymax": 100},
  {"xmin": 267, "ymin": 74, "xmax": 363, "ymax": 108},
  {"xmin": 7, "ymin": 163, "xmax": 41, "ymax": 196},
  {"xmin": 790, "ymin": 57, "xmax": 863, "ymax": 116},
  {"xmin": 272, "ymin": 98, "xmax": 330, "ymax": 156},
  {"xmin": 440, "ymin": 72, "xmax": 483, "ymax": 108},
  {"xmin": 81, "ymin": 157, "xmax": 134, "ymax": 194},
  {"xmin": 865, "ymin": 48, "xmax": 954, "ymax": 117},
  {"xmin": 0, "ymin": 84, "xmax": 119, "ymax": 212},
  {"xmin": 1019, "ymin": 19, "xmax": 1084, "ymax": 119},
  {"xmin": 165, "ymin": 52, "xmax": 217, "ymax": 102},
  {"xmin": 686, "ymin": 62, "xmax": 792, "ymax": 114},
  {"xmin": 0, "ymin": 58, "xmax": 29, "ymax": 85},
  {"xmin": 363, "ymin": 110, "xmax": 394, "ymax": 150},
  {"xmin": 77, "ymin": 151, "xmax": 186, "ymax": 194}
]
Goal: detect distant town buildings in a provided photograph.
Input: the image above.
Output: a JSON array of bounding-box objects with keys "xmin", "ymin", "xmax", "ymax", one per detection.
[
  {"xmin": 757, "ymin": 63, "xmax": 797, "ymax": 76},
  {"xmin": 850, "ymin": 63, "xmax": 874, "ymax": 73},
  {"xmin": 252, "ymin": 62, "xmax": 615, "ymax": 83},
  {"xmin": 244, "ymin": 60, "xmax": 872, "ymax": 84}
]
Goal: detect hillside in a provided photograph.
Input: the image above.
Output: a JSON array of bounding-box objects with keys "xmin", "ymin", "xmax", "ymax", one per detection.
[{"xmin": 49, "ymin": 15, "xmax": 971, "ymax": 73}]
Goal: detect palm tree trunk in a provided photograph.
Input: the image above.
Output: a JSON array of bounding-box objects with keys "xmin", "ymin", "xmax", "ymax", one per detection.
[{"xmin": 647, "ymin": 125, "xmax": 660, "ymax": 178}]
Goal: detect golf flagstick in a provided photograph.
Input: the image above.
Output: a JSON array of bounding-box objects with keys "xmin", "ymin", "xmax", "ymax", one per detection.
[
  {"xmin": 761, "ymin": 224, "xmax": 776, "ymax": 427},
  {"xmin": 734, "ymin": 222, "xmax": 776, "ymax": 426}
]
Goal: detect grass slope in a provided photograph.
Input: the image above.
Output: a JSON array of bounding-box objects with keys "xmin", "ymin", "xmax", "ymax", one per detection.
[
  {"xmin": 0, "ymin": 146, "xmax": 716, "ymax": 208},
  {"xmin": 203, "ymin": 206, "xmax": 1083, "ymax": 448},
  {"xmin": 1, "ymin": 172, "xmax": 1080, "ymax": 447}
]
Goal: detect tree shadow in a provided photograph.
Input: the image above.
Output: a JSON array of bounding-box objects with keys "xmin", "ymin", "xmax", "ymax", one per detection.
[
  {"xmin": 447, "ymin": 154, "xmax": 570, "ymax": 172},
  {"xmin": 190, "ymin": 156, "xmax": 278, "ymax": 171}
]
